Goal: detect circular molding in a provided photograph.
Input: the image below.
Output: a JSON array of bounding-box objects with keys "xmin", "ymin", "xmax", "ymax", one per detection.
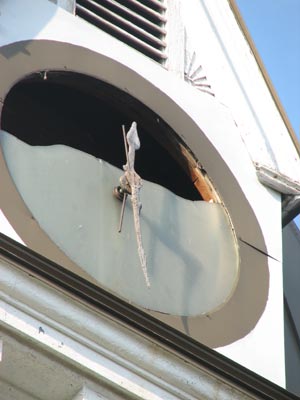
[{"xmin": 0, "ymin": 39, "xmax": 269, "ymax": 347}]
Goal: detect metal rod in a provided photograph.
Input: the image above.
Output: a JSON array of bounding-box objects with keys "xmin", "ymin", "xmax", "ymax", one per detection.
[
  {"xmin": 122, "ymin": 125, "xmax": 129, "ymax": 164},
  {"xmin": 118, "ymin": 193, "xmax": 128, "ymax": 233},
  {"xmin": 118, "ymin": 125, "xmax": 129, "ymax": 233}
]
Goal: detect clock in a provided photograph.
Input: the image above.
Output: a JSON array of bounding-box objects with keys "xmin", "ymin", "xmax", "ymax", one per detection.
[
  {"xmin": 0, "ymin": 39, "xmax": 269, "ymax": 348},
  {"xmin": 0, "ymin": 72, "xmax": 239, "ymax": 319}
]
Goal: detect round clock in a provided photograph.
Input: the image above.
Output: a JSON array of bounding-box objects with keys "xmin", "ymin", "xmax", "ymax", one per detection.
[
  {"xmin": 0, "ymin": 39, "xmax": 269, "ymax": 347},
  {"xmin": 0, "ymin": 71, "xmax": 239, "ymax": 317}
]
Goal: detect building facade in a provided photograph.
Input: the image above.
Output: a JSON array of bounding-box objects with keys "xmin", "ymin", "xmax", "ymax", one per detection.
[{"xmin": 0, "ymin": 1, "xmax": 299, "ymax": 398}]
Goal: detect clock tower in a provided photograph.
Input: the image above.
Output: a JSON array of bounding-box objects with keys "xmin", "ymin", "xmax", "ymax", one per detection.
[{"xmin": 0, "ymin": 1, "xmax": 299, "ymax": 398}]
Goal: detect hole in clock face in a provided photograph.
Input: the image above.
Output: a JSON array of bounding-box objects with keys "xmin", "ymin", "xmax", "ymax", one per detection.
[{"xmin": 1, "ymin": 72, "xmax": 210, "ymax": 201}]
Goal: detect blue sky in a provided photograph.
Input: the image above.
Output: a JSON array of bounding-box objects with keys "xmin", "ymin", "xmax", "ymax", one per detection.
[
  {"xmin": 235, "ymin": 0, "xmax": 300, "ymax": 140},
  {"xmin": 235, "ymin": 0, "xmax": 300, "ymax": 226}
]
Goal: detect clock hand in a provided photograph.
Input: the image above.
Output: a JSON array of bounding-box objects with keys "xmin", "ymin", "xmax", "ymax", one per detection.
[
  {"xmin": 118, "ymin": 191, "xmax": 127, "ymax": 233},
  {"xmin": 117, "ymin": 122, "xmax": 150, "ymax": 288},
  {"xmin": 116, "ymin": 125, "xmax": 130, "ymax": 233}
]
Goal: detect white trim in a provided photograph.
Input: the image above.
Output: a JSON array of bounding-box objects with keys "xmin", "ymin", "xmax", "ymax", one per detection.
[
  {"xmin": 165, "ymin": 0, "xmax": 185, "ymax": 77},
  {"xmin": 256, "ymin": 164, "xmax": 300, "ymax": 195}
]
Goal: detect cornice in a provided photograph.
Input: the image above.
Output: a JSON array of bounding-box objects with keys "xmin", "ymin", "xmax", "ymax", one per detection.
[
  {"xmin": 0, "ymin": 253, "xmax": 253, "ymax": 400},
  {"xmin": 0, "ymin": 235, "xmax": 297, "ymax": 400}
]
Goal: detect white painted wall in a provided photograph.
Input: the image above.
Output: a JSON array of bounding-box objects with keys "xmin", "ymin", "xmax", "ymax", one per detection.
[
  {"xmin": 48, "ymin": 0, "xmax": 75, "ymax": 13},
  {"xmin": 181, "ymin": 0, "xmax": 286, "ymax": 386},
  {"xmin": 181, "ymin": 0, "xmax": 300, "ymax": 183},
  {"xmin": 217, "ymin": 256, "xmax": 284, "ymax": 384}
]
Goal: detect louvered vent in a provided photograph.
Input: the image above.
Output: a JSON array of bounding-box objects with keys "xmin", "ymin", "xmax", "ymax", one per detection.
[{"xmin": 76, "ymin": 0, "xmax": 167, "ymax": 63}]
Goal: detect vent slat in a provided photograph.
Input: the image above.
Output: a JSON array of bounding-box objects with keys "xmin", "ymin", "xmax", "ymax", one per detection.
[
  {"xmin": 76, "ymin": 0, "xmax": 167, "ymax": 63},
  {"xmin": 118, "ymin": 0, "xmax": 166, "ymax": 22},
  {"xmin": 146, "ymin": 0, "xmax": 166, "ymax": 10},
  {"xmin": 77, "ymin": 4, "xmax": 167, "ymax": 61},
  {"xmin": 100, "ymin": 0, "xmax": 166, "ymax": 35},
  {"xmin": 79, "ymin": 0, "xmax": 166, "ymax": 48}
]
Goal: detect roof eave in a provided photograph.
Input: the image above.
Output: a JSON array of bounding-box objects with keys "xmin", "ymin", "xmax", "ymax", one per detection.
[{"xmin": 228, "ymin": 0, "xmax": 300, "ymax": 157}]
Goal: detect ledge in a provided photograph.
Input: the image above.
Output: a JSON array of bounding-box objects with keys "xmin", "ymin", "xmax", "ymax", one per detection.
[{"xmin": 0, "ymin": 234, "xmax": 296, "ymax": 400}]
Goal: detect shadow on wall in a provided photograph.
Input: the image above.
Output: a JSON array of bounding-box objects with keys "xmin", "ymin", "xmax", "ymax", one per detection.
[{"xmin": 0, "ymin": 0, "xmax": 72, "ymax": 59}]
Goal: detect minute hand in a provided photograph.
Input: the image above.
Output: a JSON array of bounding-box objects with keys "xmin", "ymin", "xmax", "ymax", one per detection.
[{"xmin": 122, "ymin": 122, "xmax": 150, "ymax": 288}]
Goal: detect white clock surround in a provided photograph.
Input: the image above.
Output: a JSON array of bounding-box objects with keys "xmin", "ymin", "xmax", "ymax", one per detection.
[
  {"xmin": 0, "ymin": 35, "xmax": 270, "ymax": 347},
  {"xmin": 0, "ymin": 0, "xmax": 288, "ymax": 391}
]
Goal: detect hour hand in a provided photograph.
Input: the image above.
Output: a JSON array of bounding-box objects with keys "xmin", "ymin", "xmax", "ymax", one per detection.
[{"xmin": 113, "ymin": 122, "xmax": 150, "ymax": 287}]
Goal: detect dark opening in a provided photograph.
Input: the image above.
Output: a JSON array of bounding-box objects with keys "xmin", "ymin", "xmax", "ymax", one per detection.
[{"xmin": 1, "ymin": 72, "xmax": 201, "ymax": 200}]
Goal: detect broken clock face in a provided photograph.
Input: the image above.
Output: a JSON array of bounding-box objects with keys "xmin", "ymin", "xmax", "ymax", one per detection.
[{"xmin": 0, "ymin": 73, "xmax": 239, "ymax": 318}]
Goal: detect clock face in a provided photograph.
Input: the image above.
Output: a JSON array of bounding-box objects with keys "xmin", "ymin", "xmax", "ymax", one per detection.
[
  {"xmin": 0, "ymin": 129, "xmax": 239, "ymax": 316},
  {"xmin": 0, "ymin": 72, "xmax": 239, "ymax": 318}
]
